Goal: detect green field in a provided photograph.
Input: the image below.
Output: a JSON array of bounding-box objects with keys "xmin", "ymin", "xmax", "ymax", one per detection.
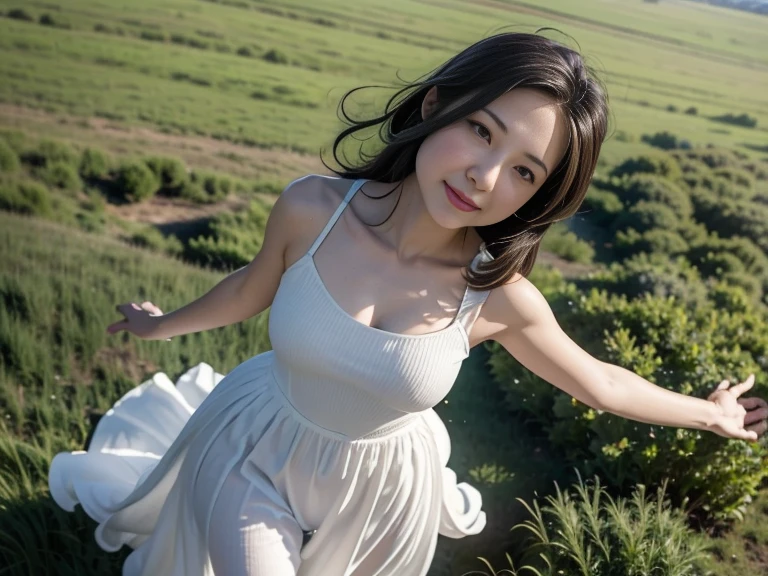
[
  {"xmin": 2, "ymin": 0, "xmax": 768, "ymax": 575},
  {"xmin": 0, "ymin": 0, "xmax": 766, "ymax": 168}
]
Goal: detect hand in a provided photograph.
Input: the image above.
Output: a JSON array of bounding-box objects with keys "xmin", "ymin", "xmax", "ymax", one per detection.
[
  {"xmin": 106, "ymin": 301, "xmax": 168, "ymax": 340},
  {"xmin": 707, "ymin": 374, "xmax": 768, "ymax": 442}
]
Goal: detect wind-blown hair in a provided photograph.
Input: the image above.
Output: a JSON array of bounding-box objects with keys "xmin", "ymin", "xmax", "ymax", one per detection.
[{"xmin": 322, "ymin": 31, "xmax": 609, "ymax": 290}]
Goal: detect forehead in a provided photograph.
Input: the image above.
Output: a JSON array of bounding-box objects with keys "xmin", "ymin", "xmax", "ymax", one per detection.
[{"xmin": 482, "ymin": 88, "xmax": 569, "ymax": 166}]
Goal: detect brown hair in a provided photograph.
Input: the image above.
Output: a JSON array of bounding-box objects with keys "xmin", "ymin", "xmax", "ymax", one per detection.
[{"xmin": 323, "ymin": 31, "xmax": 609, "ymax": 290}]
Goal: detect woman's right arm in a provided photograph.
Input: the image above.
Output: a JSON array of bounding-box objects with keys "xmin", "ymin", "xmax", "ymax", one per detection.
[{"xmin": 108, "ymin": 176, "xmax": 316, "ymax": 340}]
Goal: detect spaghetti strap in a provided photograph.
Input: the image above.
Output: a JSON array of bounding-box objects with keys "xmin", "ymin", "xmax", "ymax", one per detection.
[
  {"xmin": 455, "ymin": 244, "xmax": 493, "ymax": 334},
  {"xmin": 307, "ymin": 179, "xmax": 367, "ymax": 257}
]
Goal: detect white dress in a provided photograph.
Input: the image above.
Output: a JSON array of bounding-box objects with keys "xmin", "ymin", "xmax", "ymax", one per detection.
[{"xmin": 49, "ymin": 178, "xmax": 492, "ymax": 576}]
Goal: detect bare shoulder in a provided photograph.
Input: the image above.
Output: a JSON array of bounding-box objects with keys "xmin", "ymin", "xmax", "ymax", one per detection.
[
  {"xmin": 275, "ymin": 174, "xmax": 356, "ymax": 266},
  {"xmin": 473, "ymin": 272, "xmax": 552, "ymax": 344}
]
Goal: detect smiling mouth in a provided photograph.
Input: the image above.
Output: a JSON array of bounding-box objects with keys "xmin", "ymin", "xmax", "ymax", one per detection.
[{"xmin": 444, "ymin": 182, "xmax": 480, "ymax": 211}]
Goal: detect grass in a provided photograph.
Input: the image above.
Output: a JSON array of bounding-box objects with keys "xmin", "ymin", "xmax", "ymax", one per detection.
[
  {"xmin": 2, "ymin": 0, "xmax": 768, "ymax": 574},
  {"xmin": 0, "ymin": 0, "xmax": 765, "ymax": 165}
]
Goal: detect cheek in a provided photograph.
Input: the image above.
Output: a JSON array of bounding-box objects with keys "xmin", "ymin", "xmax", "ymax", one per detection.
[{"xmin": 416, "ymin": 127, "xmax": 472, "ymax": 176}]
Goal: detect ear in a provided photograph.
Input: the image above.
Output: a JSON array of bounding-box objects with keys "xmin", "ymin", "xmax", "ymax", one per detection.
[{"xmin": 420, "ymin": 86, "xmax": 439, "ymax": 121}]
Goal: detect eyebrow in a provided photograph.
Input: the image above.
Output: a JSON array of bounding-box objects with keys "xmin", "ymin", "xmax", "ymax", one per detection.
[{"xmin": 480, "ymin": 107, "xmax": 550, "ymax": 177}]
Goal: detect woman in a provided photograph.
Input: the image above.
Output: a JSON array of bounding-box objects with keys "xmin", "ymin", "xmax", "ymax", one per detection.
[{"xmin": 49, "ymin": 32, "xmax": 768, "ymax": 576}]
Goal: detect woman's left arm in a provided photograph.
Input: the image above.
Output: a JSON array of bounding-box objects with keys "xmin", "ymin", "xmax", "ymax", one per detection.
[{"xmin": 490, "ymin": 277, "xmax": 768, "ymax": 442}]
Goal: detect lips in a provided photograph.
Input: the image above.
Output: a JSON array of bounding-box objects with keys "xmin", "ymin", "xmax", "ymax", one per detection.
[{"xmin": 444, "ymin": 182, "xmax": 480, "ymax": 211}]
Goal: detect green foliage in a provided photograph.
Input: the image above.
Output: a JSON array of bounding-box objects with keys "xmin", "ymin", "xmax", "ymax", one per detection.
[
  {"xmin": 641, "ymin": 130, "xmax": 686, "ymax": 150},
  {"xmin": 580, "ymin": 187, "xmax": 623, "ymax": 228},
  {"xmin": 611, "ymin": 201, "xmax": 680, "ymax": 235},
  {"xmin": 711, "ymin": 112, "xmax": 757, "ymax": 128},
  {"xmin": 187, "ymin": 198, "xmax": 270, "ymax": 269},
  {"xmin": 0, "ymin": 139, "xmax": 20, "ymax": 173},
  {"xmin": 610, "ymin": 154, "xmax": 683, "ymax": 182},
  {"xmin": 0, "ymin": 180, "xmax": 52, "ymax": 216},
  {"xmin": 507, "ymin": 474, "xmax": 710, "ymax": 576},
  {"xmin": 489, "ymin": 281, "xmax": 768, "ymax": 522},
  {"xmin": 114, "ymin": 161, "xmax": 160, "ymax": 202},
  {"xmin": 6, "ymin": 8, "xmax": 34, "ymax": 22},
  {"xmin": 616, "ymin": 173, "xmax": 693, "ymax": 220},
  {"xmin": 575, "ymin": 252, "xmax": 708, "ymax": 310},
  {"xmin": 22, "ymin": 139, "xmax": 79, "ymax": 169},
  {"xmin": 79, "ymin": 148, "xmax": 111, "ymax": 180},
  {"xmin": 613, "ymin": 227, "xmax": 689, "ymax": 260},
  {"xmin": 39, "ymin": 161, "xmax": 82, "ymax": 192},
  {"xmin": 129, "ymin": 226, "xmax": 184, "ymax": 257},
  {"xmin": 145, "ymin": 156, "xmax": 188, "ymax": 192},
  {"xmin": 262, "ymin": 48, "xmax": 288, "ymax": 64},
  {"xmin": 541, "ymin": 222, "xmax": 595, "ymax": 264}
]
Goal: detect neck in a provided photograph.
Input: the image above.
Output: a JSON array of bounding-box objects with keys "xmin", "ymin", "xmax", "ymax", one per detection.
[{"xmin": 373, "ymin": 173, "xmax": 482, "ymax": 266}]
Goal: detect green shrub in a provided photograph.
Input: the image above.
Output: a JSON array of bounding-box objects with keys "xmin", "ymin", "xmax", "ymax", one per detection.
[
  {"xmin": 187, "ymin": 198, "xmax": 270, "ymax": 269},
  {"xmin": 145, "ymin": 156, "xmax": 188, "ymax": 191},
  {"xmin": 40, "ymin": 161, "xmax": 82, "ymax": 192},
  {"xmin": 575, "ymin": 252, "xmax": 707, "ymax": 310},
  {"xmin": 610, "ymin": 154, "xmax": 682, "ymax": 182},
  {"xmin": 641, "ymin": 131, "xmax": 680, "ymax": 150},
  {"xmin": 0, "ymin": 180, "xmax": 52, "ymax": 216},
  {"xmin": 580, "ymin": 187, "xmax": 623, "ymax": 228},
  {"xmin": 129, "ymin": 226, "xmax": 184, "ymax": 256},
  {"xmin": 685, "ymin": 106, "xmax": 698, "ymax": 115},
  {"xmin": 176, "ymin": 180, "xmax": 208, "ymax": 203},
  {"xmin": 711, "ymin": 112, "xmax": 757, "ymax": 128},
  {"xmin": 616, "ymin": 173, "xmax": 693, "ymax": 220},
  {"xmin": 541, "ymin": 223, "xmax": 595, "ymax": 264},
  {"xmin": 114, "ymin": 161, "xmax": 160, "ymax": 202},
  {"xmin": 7, "ymin": 8, "xmax": 34, "ymax": 22},
  {"xmin": 488, "ymin": 281, "xmax": 768, "ymax": 522},
  {"xmin": 262, "ymin": 48, "xmax": 288, "ymax": 64},
  {"xmin": 22, "ymin": 139, "xmax": 78, "ymax": 168},
  {"xmin": 611, "ymin": 201, "xmax": 679, "ymax": 235},
  {"xmin": 79, "ymin": 148, "xmax": 110, "ymax": 180},
  {"xmin": 614, "ymin": 227, "xmax": 689, "ymax": 259},
  {"xmin": 0, "ymin": 140, "xmax": 20, "ymax": 173},
  {"xmin": 506, "ymin": 474, "xmax": 710, "ymax": 576}
]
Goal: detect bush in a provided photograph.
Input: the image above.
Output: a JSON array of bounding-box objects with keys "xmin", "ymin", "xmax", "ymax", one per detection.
[
  {"xmin": 145, "ymin": 156, "xmax": 188, "ymax": 191},
  {"xmin": 79, "ymin": 148, "xmax": 110, "ymax": 180},
  {"xmin": 616, "ymin": 173, "xmax": 693, "ymax": 220},
  {"xmin": 129, "ymin": 226, "xmax": 184, "ymax": 256},
  {"xmin": 187, "ymin": 198, "xmax": 270, "ymax": 269},
  {"xmin": 7, "ymin": 9, "xmax": 34, "ymax": 22},
  {"xmin": 614, "ymin": 227, "xmax": 689, "ymax": 259},
  {"xmin": 22, "ymin": 139, "xmax": 78, "ymax": 168},
  {"xmin": 507, "ymin": 474, "xmax": 710, "ymax": 576},
  {"xmin": 114, "ymin": 161, "xmax": 160, "ymax": 202},
  {"xmin": 611, "ymin": 201, "xmax": 679, "ymax": 235},
  {"xmin": 262, "ymin": 48, "xmax": 289, "ymax": 64},
  {"xmin": 641, "ymin": 130, "xmax": 680, "ymax": 150},
  {"xmin": 540, "ymin": 223, "xmax": 595, "ymax": 264},
  {"xmin": 610, "ymin": 154, "xmax": 682, "ymax": 182},
  {"xmin": 710, "ymin": 112, "xmax": 757, "ymax": 128},
  {"xmin": 575, "ymin": 252, "xmax": 707, "ymax": 310},
  {"xmin": 488, "ymin": 284, "xmax": 768, "ymax": 522},
  {"xmin": 579, "ymin": 187, "xmax": 623, "ymax": 228},
  {"xmin": 39, "ymin": 161, "xmax": 82, "ymax": 192},
  {"xmin": 0, "ymin": 180, "xmax": 52, "ymax": 216},
  {"xmin": 685, "ymin": 106, "xmax": 698, "ymax": 115},
  {"xmin": 0, "ymin": 140, "xmax": 20, "ymax": 173},
  {"xmin": 39, "ymin": 13, "xmax": 70, "ymax": 28}
]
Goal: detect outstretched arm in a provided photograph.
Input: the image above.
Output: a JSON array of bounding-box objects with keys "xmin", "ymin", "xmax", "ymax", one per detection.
[{"xmin": 490, "ymin": 276, "xmax": 768, "ymax": 441}]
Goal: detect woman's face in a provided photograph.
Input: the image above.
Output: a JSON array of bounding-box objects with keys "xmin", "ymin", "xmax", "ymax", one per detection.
[{"xmin": 414, "ymin": 86, "xmax": 569, "ymax": 229}]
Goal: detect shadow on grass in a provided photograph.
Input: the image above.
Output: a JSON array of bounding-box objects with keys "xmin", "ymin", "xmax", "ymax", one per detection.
[{"xmin": 429, "ymin": 345, "xmax": 575, "ymax": 576}]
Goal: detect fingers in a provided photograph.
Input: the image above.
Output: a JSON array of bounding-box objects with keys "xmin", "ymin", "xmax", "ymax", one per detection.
[
  {"xmin": 729, "ymin": 374, "xmax": 756, "ymax": 398},
  {"xmin": 743, "ymin": 406, "xmax": 768, "ymax": 425},
  {"xmin": 106, "ymin": 321, "xmax": 128, "ymax": 335},
  {"xmin": 739, "ymin": 396, "xmax": 768, "ymax": 410},
  {"xmin": 716, "ymin": 379, "xmax": 731, "ymax": 391}
]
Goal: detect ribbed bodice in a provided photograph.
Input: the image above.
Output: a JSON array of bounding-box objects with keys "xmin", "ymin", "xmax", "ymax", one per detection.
[{"xmin": 268, "ymin": 179, "xmax": 493, "ymax": 438}]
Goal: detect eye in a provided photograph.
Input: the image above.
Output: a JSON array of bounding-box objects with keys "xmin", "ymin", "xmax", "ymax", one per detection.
[
  {"xmin": 467, "ymin": 120, "xmax": 491, "ymax": 143},
  {"xmin": 516, "ymin": 166, "xmax": 535, "ymax": 184}
]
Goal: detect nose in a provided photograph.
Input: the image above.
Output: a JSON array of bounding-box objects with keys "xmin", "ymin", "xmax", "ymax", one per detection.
[{"xmin": 466, "ymin": 157, "xmax": 502, "ymax": 192}]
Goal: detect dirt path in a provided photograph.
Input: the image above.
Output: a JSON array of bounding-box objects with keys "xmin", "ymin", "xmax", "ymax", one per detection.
[{"xmin": 0, "ymin": 103, "xmax": 325, "ymax": 182}]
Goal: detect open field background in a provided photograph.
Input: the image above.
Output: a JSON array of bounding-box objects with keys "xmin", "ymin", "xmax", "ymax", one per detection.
[{"xmin": 1, "ymin": 0, "xmax": 768, "ymax": 575}]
